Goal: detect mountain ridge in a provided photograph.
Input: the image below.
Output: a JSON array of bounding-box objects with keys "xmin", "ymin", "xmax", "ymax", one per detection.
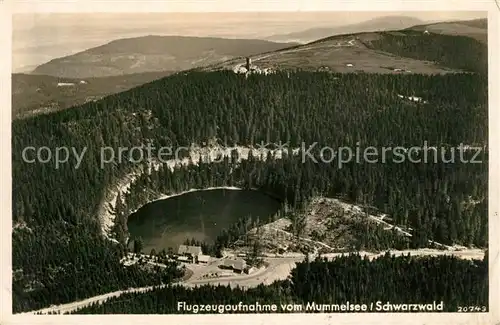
[
  {"xmin": 406, "ymin": 18, "xmax": 487, "ymax": 43},
  {"xmin": 31, "ymin": 35, "xmax": 298, "ymax": 78},
  {"xmin": 265, "ymin": 16, "xmax": 426, "ymax": 43},
  {"xmin": 15, "ymin": 22, "xmax": 488, "ymax": 119},
  {"xmin": 201, "ymin": 29, "xmax": 487, "ymax": 75}
]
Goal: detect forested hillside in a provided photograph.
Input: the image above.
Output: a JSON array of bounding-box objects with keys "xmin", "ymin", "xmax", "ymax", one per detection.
[
  {"xmin": 368, "ymin": 31, "xmax": 487, "ymax": 74},
  {"xmin": 70, "ymin": 253, "xmax": 488, "ymax": 314},
  {"xmin": 12, "ymin": 71, "xmax": 174, "ymax": 119},
  {"xmin": 12, "ymin": 71, "xmax": 488, "ymax": 312}
]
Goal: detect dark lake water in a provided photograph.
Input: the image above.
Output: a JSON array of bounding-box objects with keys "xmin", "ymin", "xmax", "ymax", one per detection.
[{"xmin": 127, "ymin": 189, "xmax": 281, "ymax": 252}]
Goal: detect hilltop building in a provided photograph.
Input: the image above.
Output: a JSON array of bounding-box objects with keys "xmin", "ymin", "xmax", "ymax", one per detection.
[
  {"xmin": 246, "ymin": 57, "xmax": 252, "ymax": 71},
  {"xmin": 57, "ymin": 82, "xmax": 75, "ymax": 87},
  {"xmin": 233, "ymin": 57, "xmax": 275, "ymax": 76},
  {"xmin": 233, "ymin": 65, "xmax": 248, "ymax": 74}
]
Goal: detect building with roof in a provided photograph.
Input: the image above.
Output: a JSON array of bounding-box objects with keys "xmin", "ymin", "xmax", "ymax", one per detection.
[
  {"xmin": 177, "ymin": 245, "xmax": 203, "ymax": 263},
  {"xmin": 221, "ymin": 258, "xmax": 247, "ymax": 273},
  {"xmin": 233, "ymin": 57, "xmax": 275, "ymax": 77},
  {"xmin": 178, "ymin": 244, "xmax": 202, "ymax": 255},
  {"xmin": 197, "ymin": 254, "xmax": 210, "ymax": 264},
  {"xmin": 246, "ymin": 266, "xmax": 257, "ymax": 275}
]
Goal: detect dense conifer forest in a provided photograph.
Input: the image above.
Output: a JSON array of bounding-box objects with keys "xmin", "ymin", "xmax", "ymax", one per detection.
[
  {"xmin": 69, "ymin": 253, "xmax": 488, "ymax": 314},
  {"xmin": 12, "ymin": 71, "xmax": 488, "ymax": 312},
  {"xmin": 370, "ymin": 31, "xmax": 488, "ymax": 75}
]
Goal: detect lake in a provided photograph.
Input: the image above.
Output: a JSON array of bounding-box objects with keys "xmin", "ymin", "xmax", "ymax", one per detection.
[{"xmin": 127, "ymin": 188, "xmax": 281, "ymax": 253}]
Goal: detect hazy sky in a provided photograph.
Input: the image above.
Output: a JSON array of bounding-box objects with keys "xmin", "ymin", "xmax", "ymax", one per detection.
[{"xmin": 13, "ymin": 11, "xmax": 486, "ymax": 72}]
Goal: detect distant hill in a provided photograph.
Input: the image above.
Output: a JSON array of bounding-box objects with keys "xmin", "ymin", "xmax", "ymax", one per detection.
[
  {"xmin": 17, "ymin": 22, "xmax": 487, "ymax": 118},
  {"xmin": 265, "ymin": 16, "xmax": 425, "ymax": 43},
  {"xmin": 204, "ymin": 29, "xmax": 487, "ymax": 75},
  {"xmin": 30, "ymin": 36, "xmax": 297, "ymax": 78},
  {"xmin": 407, "ymin": 18, "xmax": 487, "ymax": 43},
  {"xmin": 459, "ymin": 18, "xmax": 487, "ymax": 29},
  {"xmin": 12, "ymin": 71, "xmax": 174, "ymax": 119}
]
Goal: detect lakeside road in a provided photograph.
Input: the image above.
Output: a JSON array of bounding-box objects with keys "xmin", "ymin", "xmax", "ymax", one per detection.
[{"xmin": 17, "ymin": 248, "xmax": 485, "ymax": 315}]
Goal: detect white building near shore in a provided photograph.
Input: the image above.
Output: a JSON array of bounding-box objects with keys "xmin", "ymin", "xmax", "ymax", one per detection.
[{"xmin": 57, "ymin": 82, "xmax": 75, "ymax": 87}]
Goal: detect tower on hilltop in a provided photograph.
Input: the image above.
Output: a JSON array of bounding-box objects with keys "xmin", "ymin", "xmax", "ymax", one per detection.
[{"xmin": 245, "ymin": 57, "xmax": 251, "ymax": 71}]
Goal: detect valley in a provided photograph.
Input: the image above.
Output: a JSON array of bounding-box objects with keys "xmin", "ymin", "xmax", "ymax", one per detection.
[{"xmin": 12, "ymin": 71, "xmax": 174, "ymax": 119}]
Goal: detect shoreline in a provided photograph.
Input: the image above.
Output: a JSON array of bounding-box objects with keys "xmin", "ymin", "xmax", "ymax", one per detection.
[{"xmin": 98, "ymin": 144, "xmax": 299, "ymax": 239}]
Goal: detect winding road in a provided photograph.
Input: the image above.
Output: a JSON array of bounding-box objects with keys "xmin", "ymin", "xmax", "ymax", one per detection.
[{"xmin": 19, "ymin": 248, "xmax": 485, "ymax": 315}]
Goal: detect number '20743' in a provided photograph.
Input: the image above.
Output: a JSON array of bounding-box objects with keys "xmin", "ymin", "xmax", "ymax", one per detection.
[{"xmin": 457, "ymin": 306, "xmax": 487, "ymax": 312}]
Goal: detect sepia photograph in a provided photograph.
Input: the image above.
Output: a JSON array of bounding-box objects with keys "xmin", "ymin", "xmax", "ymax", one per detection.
[{"xmin": 1, "ymin": 1, "xmax": 498, "ymax": 324}]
